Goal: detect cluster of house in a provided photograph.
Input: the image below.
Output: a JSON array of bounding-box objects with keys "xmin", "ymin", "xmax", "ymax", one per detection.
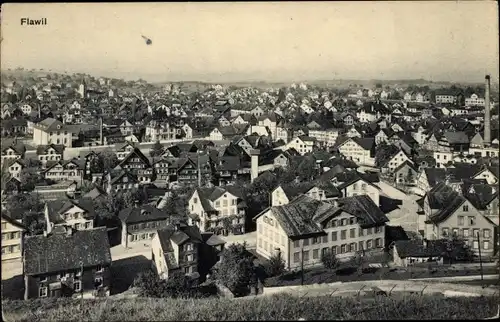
[{"xmin": 1, "ymin": 74, "xmax": 499, "ymax": 301}]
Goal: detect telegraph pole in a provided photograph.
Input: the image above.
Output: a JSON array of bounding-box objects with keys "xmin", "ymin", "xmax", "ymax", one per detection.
[
  {"xmin": 301, "ymin": 246, "xmax": 304, "ymax": 286},
  {"xmin": 477, "ymin": 232, "xmax": 484, "ymax": 283},
  {"xmin": 80, "ymin": 261, "xmax": 84, "ymax": 318}
]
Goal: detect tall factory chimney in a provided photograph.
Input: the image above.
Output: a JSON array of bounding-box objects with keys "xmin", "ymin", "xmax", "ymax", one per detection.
[{"xmin": 484, "ymin": 75, "xmax": 491, "ymax": 146}]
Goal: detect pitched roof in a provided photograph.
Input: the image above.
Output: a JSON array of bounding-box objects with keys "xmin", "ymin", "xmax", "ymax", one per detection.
[
  {"xmin": 443, "ymin": 131, "xmax": 470, "ymax": 144},
  {"xmin": 118, "ymin": 205, "xmax": 171, "ymax": 224},
  {"xmin": 36, "ymin": 144, "xmax": 65, "ymax": 155},
  {"xmin": 265, "ymin": 195, "xmax": 341, "ymax": 239},
  {"xmin": 425, "ymin": 183, "xmax": 466, "ymax": 223},
  {"xmin": 336, "ymin": 195, "xmax": 389, "ymax": 228},
  {"xmin": 24, "ymin": 227, "xmax": 112, "ymax": 275},
  {"xmin": 394, "ymin": 239, "xmax": 446, "ymax": 258}
]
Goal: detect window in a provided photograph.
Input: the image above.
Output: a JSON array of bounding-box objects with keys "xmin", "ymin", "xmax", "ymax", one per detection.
[
  {"xmin": 215, "ymin": 201, "xmax": 220, "ymax": 207},
  {"xmin": 366, "ymin": 240, "xmax": 373, "ymax": 249},
  {"xmin": 483, "ymin": 229, "xmax": 491, "ymax": 239},
  {"xmin": 340, "ymin": 244, "xmax": 346, "ymax": 253},
  {"xmin": 375, "ymin": 238, "xmax": 382, "ymax": 248},
  {"xmin": 469, "ymin": 216, "xmax": 476, "ymax": 225},
  {"xmin": 313, "ymin": 249, "xmax": 319, "ymax": 259},
  {"xmin": 322, "ymin": 247, "xmax": 329, "ymax": 256},
  {"xmin": 349, "ymin": 217, "xmax": 356, "ymax": 225},
  {"xmin": 358, "ymin": 241, "xmax": 364, "ymax": 251},
  {"xmin": 185, "ymin": 243, "xmax": 193, "ymax": 251},
  {"xmin": 341, "ymin": 219, "xmax": 347, "ymax": 226},
  {"xmin": 452, "ymin": 228, "xmax": 459, "ymax": 237},
  {"xmin": 73, "ymin": 280, "xmax": 82, "ymax": 292},
  {"xmin": 350, "ymin": 229, "xmax": 356, "ymax": 238},
  {"xmin": 473, "ymin": 229, "xmax": 480, "ymax": 238},
  {"xmin": 312, "ymin": 237, "xmax": 319, "ymax": 244},
  {"xmin": 483, "ymin": 241, "xmax": 490, "ymax": 250},
  {"xmin": 332, "ymin": 220, "xmax": 337, "ymax": 227},
  {"xmin": 293, "ymin": 240, "xmax": 300, "ymax": 248},
  {"xmin": 293, "ymin": 252, "xmax": 300, "ymax": 263},
  {"xmin": 322, "ymin": 235, "xmax": 328, "ymax": 243},
  {"xmin": 473, "ymin": 241, "xmax": 479, "ymax": 249},
  {"xmin": 341, "ymin": 230, "xmax": 347, "ymax": 240},
  {"xmin": 193, "ymin": 198, "xmax": 198, "ymax": 204},
  {"xmin": 303, "ymin": 250, "xmax": 310, "ymax": 261},
  {"xmin": 458, "ymin": 216, "xmax": 464, "ymax": 226},
  {"xmin": 186, "ymin": 254, "xmax": 194, "ymax": 262},
  {"xmin": 95, "ymin": 265, "xmax": 103, "ymax": 273},
  {"xmin": 462, "ymin": 205, "xmax": 469, "ymax": 212},
  {"xmin": 442, "ymin": 228, "xmax": 449, "ymax": 237},
  {"xmin": 462, "ymin": 228, "xmax": 469, "ymax": 238},
  {"xmin": 359, "ymin": 228, "xmax": 364, "ymax": 237},
  {"xmin": 303, "ymin": 238, "xmax": 309, "ymax": 246},
  {"xmin": 331, "ymin": 231, "xmax": 337, "ymax": 241},
  {"xmin": 258, "ymin": 238, "xmax": 262, "ymax": 247},
  {"xmin": 331, "ymin": 246, "xmax": 337, "ymax": 254},
  {"xmin": 39, "ymin": 286, "xmax": 48, "ymax": 297}
]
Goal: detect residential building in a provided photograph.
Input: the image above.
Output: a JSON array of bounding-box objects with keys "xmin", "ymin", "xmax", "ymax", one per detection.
[
  {"xmin": 187, "ymin": 186, "xmax": 246, "ymax": 236},
  {"xmin": 118, "ymin": 205, "xmax": 172, "ymax": 247},
  {"xmin": 42, "ymin": 159, "xmax": 84, "ymax": 184},
  {"xmin": 23, "ymin": 227, "xmax": 112, "ymax": 299},
  {"xmin": 418, "ymin": 183, "xmax": 498, "ymax": 258},
  {"xmin": 36, "ymin": 144, "xmax": 65, "ymax": 165},
  {"xmin": 151, "ymin": 224, "xmax": 225, "ymax": 283},
  {"xmin": 286, "ymin": 136, "xmax": 317, "ymax": 156},
  {"xmin": 336, "ymin": 137, "xmax": 376, "ymax": 167},
  {"xmin": 44, "ymin": 197, "xmax": 96, "ymax": 234},
  {"xmin": 33, "ymin": 118, "xmax": 74, "ymax": 148},
  {"xmin": 1, "ymin": 213, "xmax": 25, "ymax": 262},
  {"xmin": 254, "ymin": 195, "xmax": 388, "ymax": 270}
]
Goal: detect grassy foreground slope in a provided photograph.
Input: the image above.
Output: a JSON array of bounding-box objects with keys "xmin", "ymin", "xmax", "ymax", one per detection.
[{"xmin": 2, "ymin": 294, "xmax": 499, "ymax": 321}]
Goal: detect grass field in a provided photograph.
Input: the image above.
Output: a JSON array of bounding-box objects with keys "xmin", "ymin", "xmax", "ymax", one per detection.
[{"xmin": 2, "ymin": 294, "xmax": 498, "ymax": 321}]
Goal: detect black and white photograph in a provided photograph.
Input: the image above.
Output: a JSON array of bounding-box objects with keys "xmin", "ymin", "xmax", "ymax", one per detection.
[{"xmin": 1, "ymin": 1, "xmax": 499, "ymax": 321}]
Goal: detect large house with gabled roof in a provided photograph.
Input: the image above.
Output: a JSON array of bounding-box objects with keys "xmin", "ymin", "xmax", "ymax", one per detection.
[
  {"xmin": 254, "ymin": 195, "xmax": 388, "ymax": 270},
  {"xmin": 33, "ymin": 117, "xmax": 74, "ymax": 148},
  {"xmin": 118, "ymin": 205, "xmax": 172, "ymax": 247},
  {"xmin": 23, "ymin": 226, "xmax": 112, "ymax": 299},
  {"xmin": 187, "ymin": 186, "xmax": 247, "ymax": 236},
  {"xmin": 417, "ymin": 182, "xmax": 498, "ymax": 258}
]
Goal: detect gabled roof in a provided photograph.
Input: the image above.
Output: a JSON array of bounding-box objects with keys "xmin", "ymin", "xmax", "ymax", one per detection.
[
  {"xmin": 260, "ymin": 195, "xmax": 338, "ymax": 239},
  {"xmin": 36, "ymin": 144, "xmax": 65, "ymax": 155},
  {"xmin": 336, "ymin": 195, "xmax": 389, "ymax": 228},
  {"xmin": 425, "ymin": 183, "xmax": 466, "ymax": 223},
  {"xmin": 24, "ymin": 227, "xmax": 112, "ymax": 275},
  {"xmin": 443, "ymin": 131, "xmax": 470, "ymax": 145},
  {"xmin": 394, "ymin": 239, "xmax": 446, "ymax": 258},
  {"xmin": 118, "ymin": 205, "xmax": 171, "ymax": 224}
]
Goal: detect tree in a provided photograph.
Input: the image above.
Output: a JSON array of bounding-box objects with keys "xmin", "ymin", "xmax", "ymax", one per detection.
[
  {"xmin": 23, "ymin": 212, "xmax": 46, "ymax": 236},
  {"xmin": 264, "ymin": 252, "xmax": 285, "ymax": 278},
  {"xmin": 212, "ymin": 244, "xmax": 256, "ymax": 295},
  {"xmin": 321, "ymin": 252, "xmax": 339, "ymax": 271},
  {"xmin": 99, "ymin": 151, "xmax": 119, "ymax": 173},
  {"xmin": 19, "ymin": 168, "xmax": 44, "ymax": 192},
  {"xmin": 374, "ymin": 143, "xmax": 399, "ymax": 167},
  {"xmin": 5, "ymin": 193, "xmax": 44, "ymax": 215}
]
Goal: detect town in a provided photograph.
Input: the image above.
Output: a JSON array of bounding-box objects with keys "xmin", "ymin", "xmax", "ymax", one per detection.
[{"xmin": 1, "ymin": 68, "xmax": 499, "ymax": 306}]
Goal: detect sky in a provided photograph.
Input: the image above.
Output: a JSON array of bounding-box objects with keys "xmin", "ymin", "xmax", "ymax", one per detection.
[{"xmin": 1, "ymin": 2, "xmax": 499, "ymax": 83}]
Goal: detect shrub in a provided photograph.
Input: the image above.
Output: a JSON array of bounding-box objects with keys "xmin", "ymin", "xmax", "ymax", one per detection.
[
  {"xmin": 321, "ymin": 252, "xmax": 339, "ymax": 271},
  {"xmin": 264, "ymin": 252, "xmax": 285, "ymax": 278}
]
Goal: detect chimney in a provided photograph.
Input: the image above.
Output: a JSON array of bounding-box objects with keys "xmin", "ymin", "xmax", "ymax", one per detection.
[
  {"xmin": 250, "ymin": 149, "xmax": 260, "ymax": 183},
  {"xmin": 484, "ymin": 75, "xmax": 491, "ymax": 146}
]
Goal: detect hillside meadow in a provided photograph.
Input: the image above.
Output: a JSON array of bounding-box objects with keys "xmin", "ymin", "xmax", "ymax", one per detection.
[{"xmin": 2, "ymin": 293, "xmax": 499, "ymax": 321}]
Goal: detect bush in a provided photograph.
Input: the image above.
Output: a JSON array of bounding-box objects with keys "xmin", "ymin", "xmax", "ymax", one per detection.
[
  {"xmin": 263, "ymin": 252, "xmax": 285, "ymax": 278},
  {"xmin": 321, "ymin": 252, "xmax": 339, "ymax": 271}
]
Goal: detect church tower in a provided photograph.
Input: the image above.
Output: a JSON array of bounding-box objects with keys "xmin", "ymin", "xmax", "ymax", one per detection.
[{"xmin": 78, "ymin": 78, "xmax": 86, "ymax": 98}]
